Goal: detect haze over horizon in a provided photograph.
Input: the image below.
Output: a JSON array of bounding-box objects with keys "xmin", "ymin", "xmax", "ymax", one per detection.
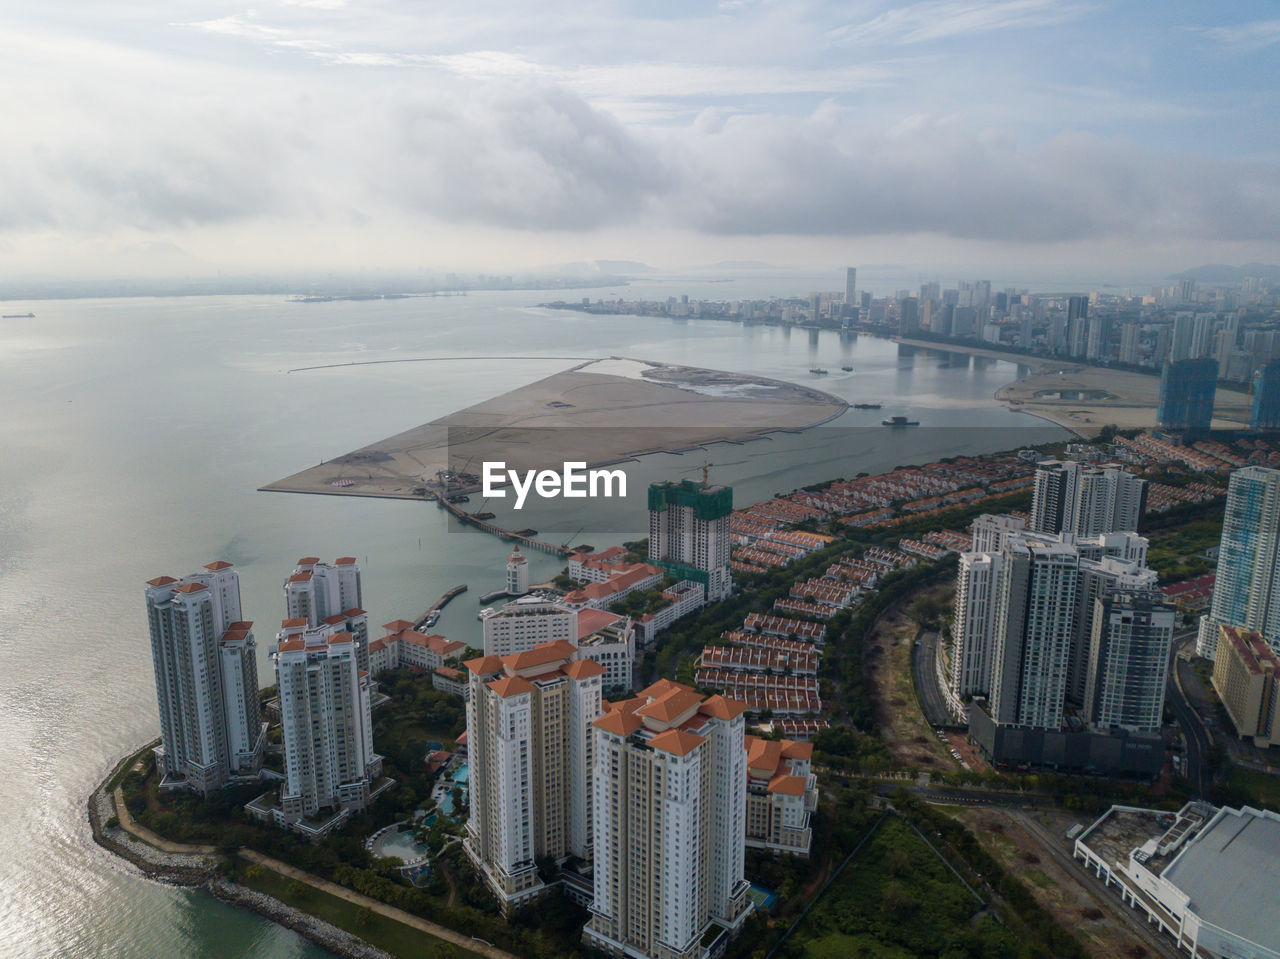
[{"xmin": 4, "ymin": 1, "xmax": 1280, "ymax": 280}]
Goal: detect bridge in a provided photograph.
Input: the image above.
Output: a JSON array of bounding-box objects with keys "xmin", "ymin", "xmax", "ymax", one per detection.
[{"xmin": 433, "ymin": 496, "xmax": 572, "ymax": 557}]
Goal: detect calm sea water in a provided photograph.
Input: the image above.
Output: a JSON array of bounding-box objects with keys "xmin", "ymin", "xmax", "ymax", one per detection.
[{"xmin": 0, "ymin": 276, "xmax": 1064, "ymax": 958}]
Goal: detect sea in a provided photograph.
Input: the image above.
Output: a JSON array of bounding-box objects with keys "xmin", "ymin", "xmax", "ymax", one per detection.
[{"xmin": 0, "ymin": 272, "xmax": 1067, "ymax": 958}]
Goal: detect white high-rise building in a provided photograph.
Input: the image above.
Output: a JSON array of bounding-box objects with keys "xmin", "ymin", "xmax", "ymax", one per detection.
[
  {"xmin": 585, "ymin": 681, "xmax": 751, "ymax": 959},
  {"xmin": 147, "ymin": 561, "xmax": 263, "ymax": 794},
  {"xmin": 1198, "ymin": 466, "xmax": 1280, "ymax": 658},
  {"xmin": 273, "ymin": 624, "xmax": 382, "ymax": 831},
  {"xmin": 1031, "ymin": 460, "xmax": 1146, "ymax": 537},
  {"xmin": 506, "ymin": 546, "xmax": 530, "ymax": 596},
  {"xmin": 482, "ymin": 595, "xmax": 578, "ymax": 657},
  {"xmin": 989, "ymin": 537, "xmax": 1080, "ymax": 728},
  {"xmin": 1084, "ymin": 588, "xmax": 1175, "ymax": 733},
  {"xmin": 463, "ymin": 641, "xmax": 604, "ymax": 910},
  {"xmin": 648, "ymin": 479, "xmax": 733, "ymax": 602},
  {"xmin": 971, "ymin": 513, "xmax": 1026, "ymax": 553},
  {"xmin": 949, "ymin": 552, "xmax": 1003, "ymax": 706},
  {"xmin": 1069, "ymin": 555, "xmax": 1158, "ymax": 704},
  {"xmin": 844, "ymin": 267, "xmax": 856, "ymax": 306},
  {"xmin": 284, "ymin": 556, "xmax": 362, "ymax": 625}
]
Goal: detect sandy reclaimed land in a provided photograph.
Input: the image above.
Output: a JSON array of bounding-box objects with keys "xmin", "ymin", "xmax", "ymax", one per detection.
[
  {"xmin": 996, "ymin": 365, "xmax": 1251, "ymax": 438},
  {"xmin": 263, "ymin": 357, "xmax": 847, "ymax": 499}
]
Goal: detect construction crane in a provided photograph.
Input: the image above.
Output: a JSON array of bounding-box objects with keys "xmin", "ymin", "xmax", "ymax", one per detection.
[
  {"xmin": 561, "ymin": 526, "xmax": 584, "ymax": 550},
  {"xmin": 681, "ymin": 461, "xmax": 714, "ymax": 487}
]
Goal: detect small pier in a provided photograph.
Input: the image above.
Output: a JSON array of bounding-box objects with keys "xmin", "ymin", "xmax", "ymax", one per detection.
[
  {"xmin": 434, "ymin": 496, "xmax": 572, "ymax": 557},
  {"xmin": 413, "ymin": 584, "xmax": 468, "ymax": 631}
]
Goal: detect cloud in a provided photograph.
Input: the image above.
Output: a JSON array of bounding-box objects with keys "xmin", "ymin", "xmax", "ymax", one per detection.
[
  {"xmin": 830, "ymin": 0, "xmax": 1090, "ymax": 45},
  {"xmin": 1200, "ymin": 19, "xmax": 1280, "ymax": 52}
]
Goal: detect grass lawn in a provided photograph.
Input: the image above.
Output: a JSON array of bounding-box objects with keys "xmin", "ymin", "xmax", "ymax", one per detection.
[
  {"xmin": 1228, "ymin": 766, "xmax": 1280, "ymax": 808},
  {"xmin": 789, "ymin": 816, "xmax": 1021, "ymax": 958},
  {"xmin": 235, "ymin": 862, "xmax": 481, "ymax": 959}
]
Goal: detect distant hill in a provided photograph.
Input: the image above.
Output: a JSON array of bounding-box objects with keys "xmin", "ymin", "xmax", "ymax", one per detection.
[
  {"xmin": 1173, "ymin": 263, "xmax": 1280, "ymax": 283},
  {"xmin": 591, "ymin": 260, "xmax": 655, "ymax": 274}
]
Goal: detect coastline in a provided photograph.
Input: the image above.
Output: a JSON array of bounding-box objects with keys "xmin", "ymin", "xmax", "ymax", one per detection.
[{"xmin": 87, "ymin": 743, "xmax": 391, "ymax": 959}]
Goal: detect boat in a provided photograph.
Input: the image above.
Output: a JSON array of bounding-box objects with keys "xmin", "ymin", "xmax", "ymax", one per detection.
[
  {"xmin": 809, "ymin": 368, "xmax": 828, "ymax": 375},
  {"xmin": 2, "ymin": 312, "xmax": 33, "ymax": 318},
  {"xmin": 470, "ymin": 511, "xmax": 496, "ymax": 521},
  {"xmin": 853, "ymin": 402, "xmax": 882, "ymax": 410},
  {"xmin": 840, "ymin": 365, "xmax": 854, "ymax": 372},
  {"xmin": 423, "ymin": 611, "xmax": 440, "ymax": 628},
  {"xmin": 882, "ymin": 415, "xmax": 920, "ymax": 427}
]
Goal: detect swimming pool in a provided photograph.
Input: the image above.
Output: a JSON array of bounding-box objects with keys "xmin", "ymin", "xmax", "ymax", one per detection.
[
  {"xmin": 372, "ymin": 827, "xmax": 429, "ymax": 864},
  {"xmin": 452, "ymin": 763, "xmax": 469, "ymax": 784}
]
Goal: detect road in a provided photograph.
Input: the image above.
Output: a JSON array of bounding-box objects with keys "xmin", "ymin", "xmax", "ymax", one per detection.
[
  {"xmin": 1165, "ymin": 629, "xmax": 1212, "ymax": 797},
  {"xmin": 912, "ymin": 629, "xmax": 961, "ymax": 728}
]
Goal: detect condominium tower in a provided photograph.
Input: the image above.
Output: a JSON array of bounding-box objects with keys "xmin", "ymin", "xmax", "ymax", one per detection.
[
  {"xmin": 464, "ymin": 641, "xmax": 605, "ymax": 910},
  {"xmin": 146, "ymin": 561, "xmax": 264, "ymax": 794},
  {"xmin": 585, "ymin": 680, "xmax": 751, "ymax": 959},
  {"xmin": 1197, "ymin": 466, "xmax": 1280, "ymax": 658},
  {"xmin": 1030, "ymin": 460, "xmax": 1146, "ymax": 538},
  {"xmin": 648, "ymin": 479, "xmax": 733, "ymax": 601},
  {"xmin": 1083, "ymin": 588, "xmax": 1176, "ymax": 733}
]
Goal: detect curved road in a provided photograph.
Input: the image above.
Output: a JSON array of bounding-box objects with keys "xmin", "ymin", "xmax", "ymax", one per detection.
[{"xmin": 1166, "ymin": 630, "xmax": 1212, "ymax": 797}]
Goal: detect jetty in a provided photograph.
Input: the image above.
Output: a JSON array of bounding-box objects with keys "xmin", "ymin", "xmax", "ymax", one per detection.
[
  {"xmin": 413, "ymin": 584, "xmax": 468, "ymax": 631},
  {"xmin": 434, "ymin": 496, "xmax": 572, "ymax": 557}
]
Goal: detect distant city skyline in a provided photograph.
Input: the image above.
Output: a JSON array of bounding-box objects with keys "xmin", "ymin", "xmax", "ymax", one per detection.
[{"xmin": 4, "ymin": 2, "xmax": 1280, "ymax": 278}]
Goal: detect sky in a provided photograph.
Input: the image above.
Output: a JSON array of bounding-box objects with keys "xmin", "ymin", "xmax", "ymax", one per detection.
[{"xmin": 2, "ymin": 1, "xmax": 1279, "ymax": 279}]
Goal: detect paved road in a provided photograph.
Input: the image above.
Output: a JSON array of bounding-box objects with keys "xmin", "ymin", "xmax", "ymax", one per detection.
[
  {"xmin": 1166, "ymin": 630, "xmax": 1212, "ymax": 797},
  {"xmin": 912, "ymin": 629, "xmax": 961, "ymax": 728},
  {"xmin": 239, "ymin": 849, "xmax": 519, "ymax": 959}
]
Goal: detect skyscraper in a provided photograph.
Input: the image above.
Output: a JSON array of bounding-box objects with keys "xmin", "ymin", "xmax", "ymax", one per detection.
[
  {"xmin": 1251, "ymin": 361, "xmax": 1280, "ymax": 431},
  {"xmin": 584, "ymin": 681, "xmax": 751, "ymax": 959},
  {"xmin": 1069, "ymin": 557, "xmax": 1159, "ymax": 705},
  {"xmin": 284, "ymin": 556, "xmax": 368, "ymax": 672},
  {"xmin": 1067, "ymin": 295, "xmax": 1089, "ymax": 358},
  {"xmin": 648, "ymin": 479, "xmax": 733, "ymax": 601},
  {"xmin": 1119, "ymin": 322, "xmax": 1141, "ymax": 366},
  {"xmin": 1030, "ymin": 460, "xmax": 1146, "ymax": 538},
  {"xmin": 464, "ymin": 641, "xmax": 604, "ymax": 910},
  {"xmin": 147, "ymin": 561, "xmax": 263, "ymax": 794},
  {"xmin": 844, "ymin": 267, "xmax": 856, "ymax": 309},
  {"xmin": 1083, "ymin": 588, "xmax": 1175, "ymax": 733},
  {"xmin": 273, "ymin": 623, "xmax": 383, "ymax": 832},
  {"xmin": 949, "ymin": 552, "xmax": 1002, "ymax": 706},
  {"xmin": 1157, "ymin": 358, "xmax": 1218, "ymax": 433},
  {"xmin": 1197, "ymin": 466, "xmax": 1280, "ymax": 658},
  {"xmin": 898, "ymin": 297, "xmax": 919, "ymax": 336}
]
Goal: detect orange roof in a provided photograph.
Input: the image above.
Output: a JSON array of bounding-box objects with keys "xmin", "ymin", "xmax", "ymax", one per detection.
[
  {"xmin": 640, "ymin": 678, "xmax": 687, "ymax": 700},
  {"xmin": 489, "ymin": 675, "xmax": 536, "ymax": 698},
  {"xmin": 649, "ymin": 728, "xmax": 706, "ymax": 757},
  {"xmin": 328, "ymin": 632, "xmax": 353, "ymax": 645},
  {"xmin": 297, "ymin": 556, "xmax": 320, "ymax": 565},
  {"xmin": 577, "ymin": 607, "xmax": 623, "ymax": 639},
  {"xmin": 322, "ymin": 613, "xmax": 347, "ymax": 625},
  {"xmin": 504, "ymin": 640, "xmax": 578, "ymax": 671},
  {"xmin": 463, "ymin": 654, "xmax": 504, "ymax": 675},
  {"xmin": 746, "ymin": 736, "xmax": 783, "ymax": 773},
  {"xmin": 175, "ymin": 582, "xmax": 208, "ymax": 594},
  {"xmin": 278, "ymin": 637, "xmax": 305, "ymax": 652},
  {"xmin": 782, "ymin": 741, "xmax": 814, "ymax": 760},
  {"xmin": 229, "ymin": 620, "xmax": 253, "ymax": 630},
  {"xmin": 281, "ymin": 617, "xmax": 307, "ymax": 628},
  {"xmin": 382, "ymin": 619, "xmax": 415, "ymax": 633},
  {"xmin": 562, "ymin": 658, "xmax": 606, "ymax": 680},
  {"xmin": 335, "ymin": 556, "xmax": 357, "ymax": 565},
  {"xmin": 288, "ymin": 571, "xmax": 312, "ymax": 583},
  {"xmin": 343, "ymin": 607, "xmax": 366, "ymax": 617},
  {"xmin": 435, "ymin": 666, "xmax": 463, "ymax": 680},
  {"xmin": 203, "ymin": 561, "xmax": 233, "ymax": 571},
  {"xmin": 700, "ymin": 694, "xmax": 747, "ymax": 721},
  {"xmin": 146, "ymin": 575, "xmax": 178, "ymax": 587},
  {"xmin": 767, "ymin": 774, "xmax": 808, "ymax": 796},
  {"xmin": 594, "ymin": 709, "xmax": 644, "ymax": 736},
  {"xmin": 220, "ymin": 627, "xmax": 251, "ymax": 644},
  {"xmin": 637, "ymin": 687, "xmax": 704, "ymax": 725},
  {"xmin": 368, "ymin": 638, "xmax": 387, "ymax": 652}
]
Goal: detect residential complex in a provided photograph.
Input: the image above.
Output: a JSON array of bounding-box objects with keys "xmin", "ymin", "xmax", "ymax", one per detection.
[
  {"xmin": 146, "ymin": 561, "xmax": 264, "ymax": 794},
  {"xmin": 1157, "ymin": 358, "xmax": 1218, "ymax": 433},
  {"xmin": 1082, "ymin": 588, "xmax": 1175, "ymax": 733},
  {"xmin": 284, "ymin": 556, "xmax": 369, "ymax": 671},
  {"xmin": 585, "ymin": 681, "xmax": 752, "ymax": 959},
  {"xmin": 1030, "ymin": 460, "xmax": 1146, "ymax": 537},
  {"xmin": 1197, "ymin": 465, "xmax": 1280, "ymax": 658}
]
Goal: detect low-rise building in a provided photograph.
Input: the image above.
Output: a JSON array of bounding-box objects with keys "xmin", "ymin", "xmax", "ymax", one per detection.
[
  {"xmin": 1211, "ymin": 624, "xmax": 1280, "ymax": 747},
  {"xmin": 432, "ymin": 666, "xmax": 469, "ymax": 699},
  {"xmin": 743, "ymin": 735, "xmax": 818, "ymax": 856}
]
